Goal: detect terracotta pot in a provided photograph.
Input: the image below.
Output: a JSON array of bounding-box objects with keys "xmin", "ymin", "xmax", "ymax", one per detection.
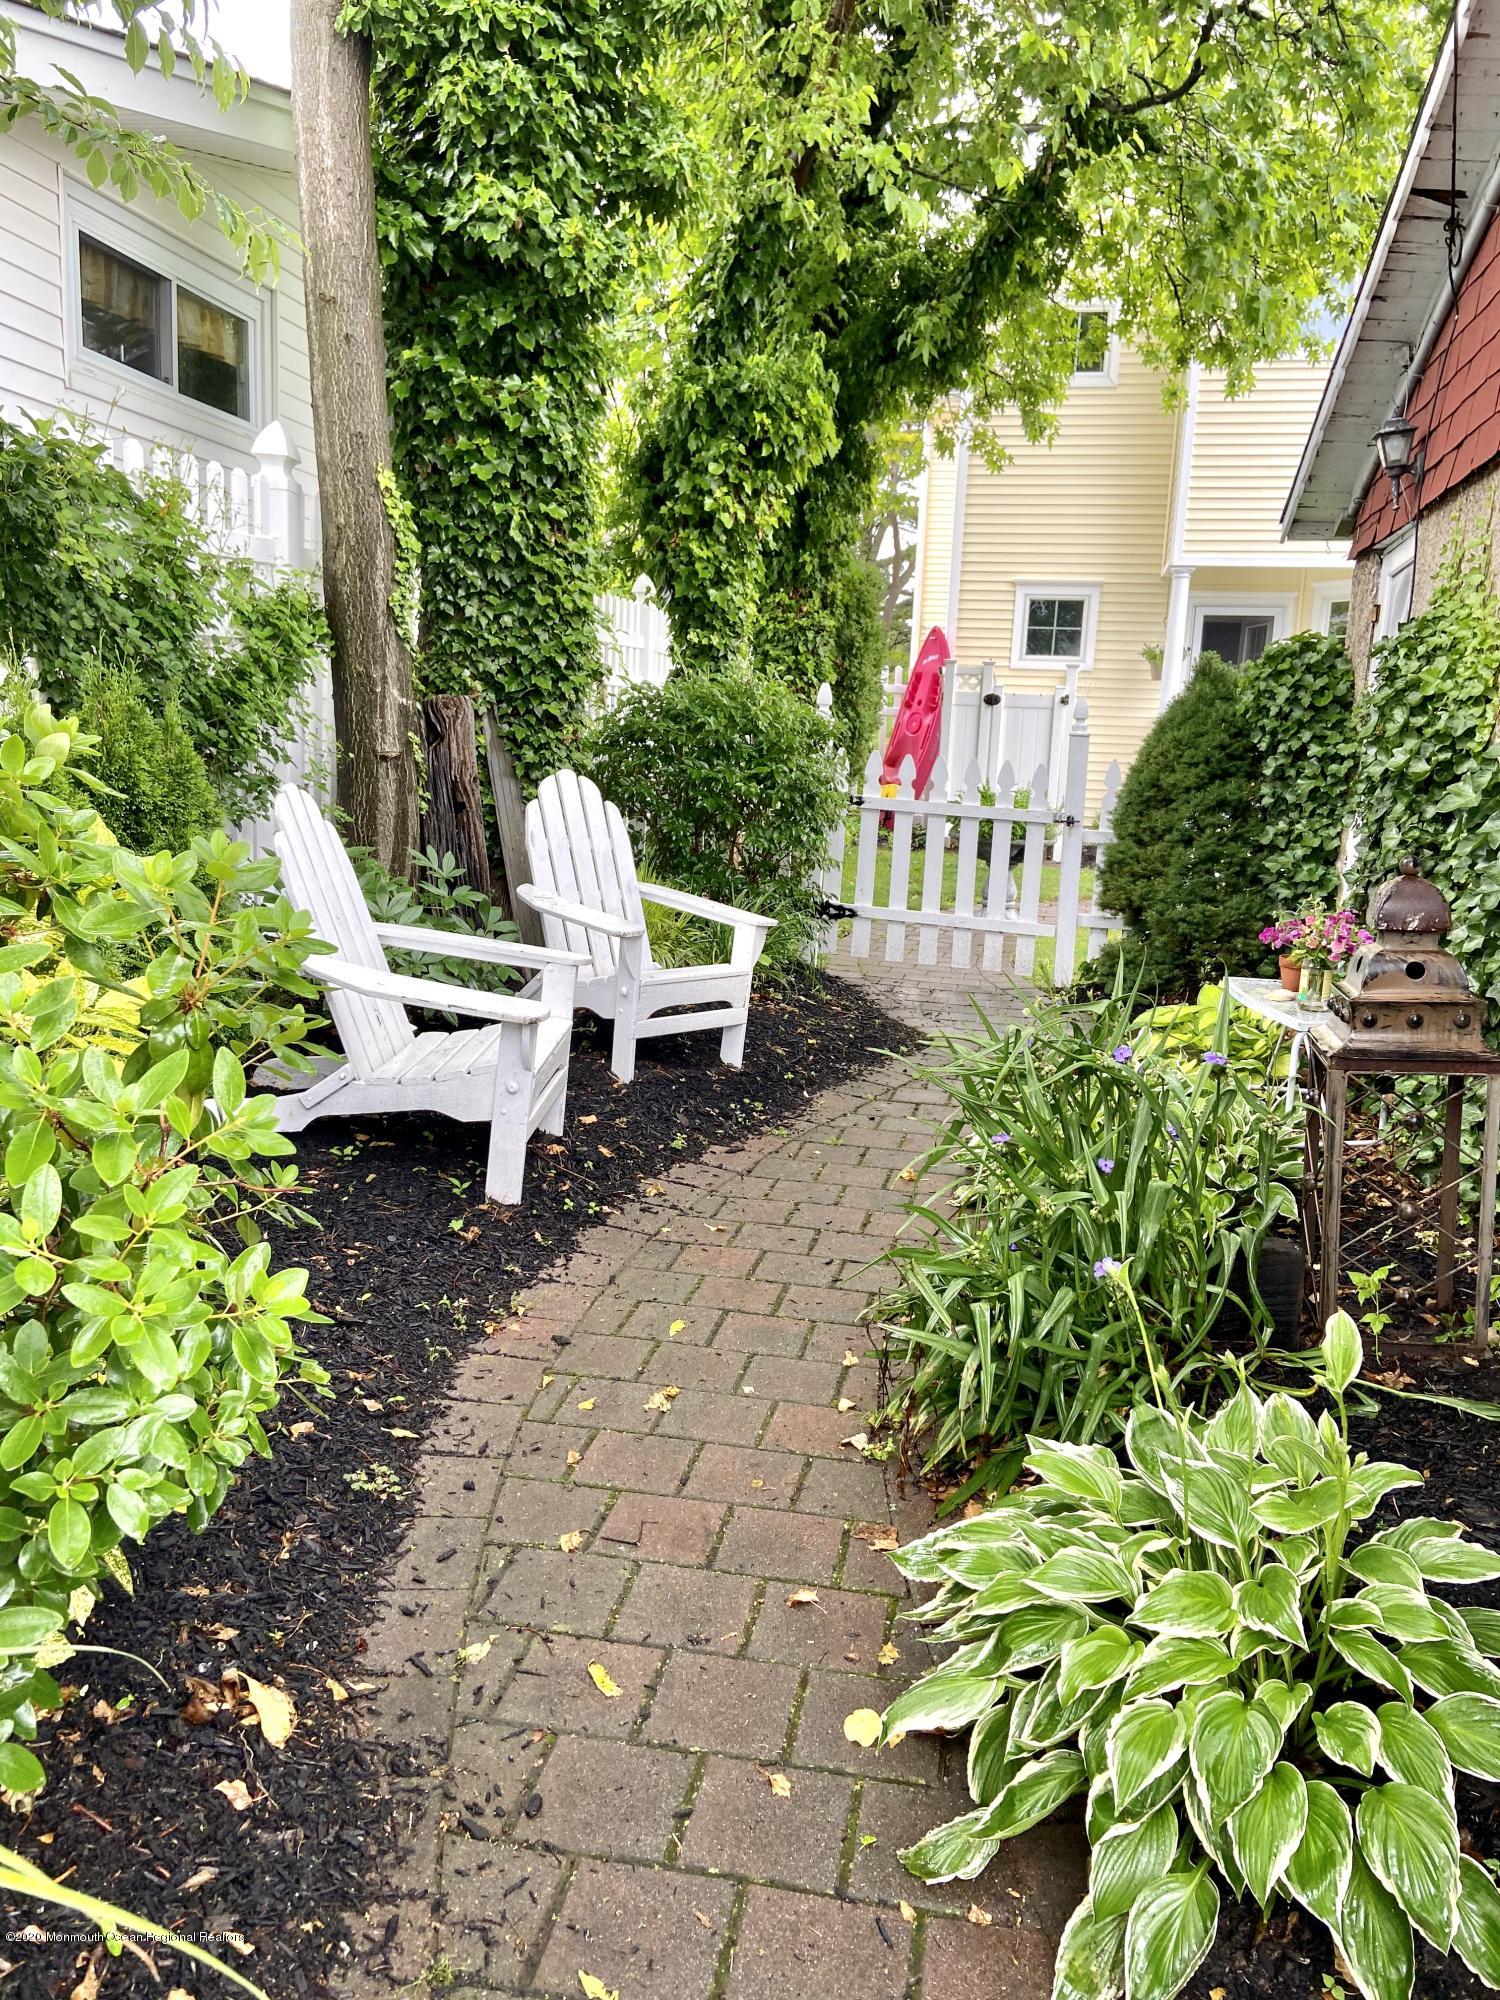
[{"xmin": 1278, "ymin": 955, "xmax": 1301, "ymax": 994}]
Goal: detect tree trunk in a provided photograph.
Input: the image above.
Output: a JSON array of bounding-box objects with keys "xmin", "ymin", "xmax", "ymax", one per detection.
[
  {"xmin": 482, "ymin": 711, "xmax": 546, "ymax": 946},
  {"xmin": 421, "ymin": 694, "xmax": 491, "ymax": 893},
  {"xmin": 290, "ymin": 0, "xmax": 417, "ymax": 873}
]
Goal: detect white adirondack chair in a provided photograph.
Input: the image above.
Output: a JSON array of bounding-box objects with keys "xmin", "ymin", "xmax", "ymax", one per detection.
[
  {"xmin": 521, "ymin": 770, "xmax": 776, "ymax": 1085},
  {"xmin": 270, "ymin": 786, "xmax": 588, "ymax": 1205}
]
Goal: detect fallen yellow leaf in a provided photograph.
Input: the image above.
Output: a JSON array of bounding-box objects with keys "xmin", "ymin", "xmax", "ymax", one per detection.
[
  {"xmin": 899, "ymin": 1166, "xmax": 917, "ymax": 1181},
  {"xmin": 578, "ymin": 1975, "xmax": 618, "ymax": 2000},
  {"xmin": 668, "ymin": 1318, "xmax": 686, "ymax": 1336},
  {"xmin": 541, "ymin": 1373, "xmax": 555, "ymax": 1388},
  {"xmin": 214, "ymin": 1778, "xmax": 254, "ymax": 1811},
  {"xmin": 760, "ymin": 1768, "xmax": 792, "ymax": 1797},
  {"xmin": 567, "ymin": 1449, "xmax": 583, "ymax": 1468},
  {"xmin": 457, "ymin": 1636, "xmax": 496, "ymax": 1666},
  {"xmin": 559, "ymin": 1531, "xmax": 585, "ymax": 1554},
  {"xmin": 842, "ymin": 1708, "xmax": 881, "ymax": 1747},
  {"xmin": 577, "ymin": 1397, "xmax": 597, "ymax": 1412},
  {"xmin": 693, "ymin": 1909, "xmax": 714, "ymax": 1929},
  {"xmin": 841, "ymin": 1431, "xmax": 870, "ymax": 1452},
  {"xmin": 878, "ymin": 1642, "xmax": 900, "ymax": 1667},
  {"xmin": 854, "ymin": 1521, "xmax": 899, "ymax": 1551},
  {"xmin": 387, "ymin": 1426, "xmax": 419, "ymax": 1439},
  {"xmin": 842, "ymin": 1350, "xmax": 860, "ymax": 1366},
  {"xmin": 643, "ymin": 1385, "xmax": 680, "ymax": 1412},
  {"xmin": 836, "ymin": 1398, "xmax": 856, "ymax": 1413},
  {"xmin": 326, "ymin": 1677, "xmax": 349, "ymax": 1702},
  {"xmin": 242, "ymin": 1675, "xmax": 296, "ymax": 1747},
  {"xmin": 967, "ymin": 1903, "xmax": 992, "ymax": 1927},
  {"xmin": 587, "ymin": 1662, "xmax": 622, "ymax": 1698},
  {"xmin": 289, "ymin": 1420, "xmax": 316, "ymax": 1438},
  {"xmin": 785, "ymin": 1588, "xmax": 820, "ymax": 1607},
  {"xmin": 899, "ymin": 1900, "xmax": 917, "ymax": 1924}
]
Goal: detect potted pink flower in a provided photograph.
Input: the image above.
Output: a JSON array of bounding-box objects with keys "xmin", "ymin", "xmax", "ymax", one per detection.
[
  {"xmin": 1288, "ymin": 907, "xmax": 1373, "ymax": 1011},
  {"xmin": 1259, "ymin": 914, "xmax": 1308, "ymax": 993}
]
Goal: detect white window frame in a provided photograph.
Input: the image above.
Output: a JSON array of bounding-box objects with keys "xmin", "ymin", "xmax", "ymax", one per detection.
[
  {"xmin": 1067, "ymin": 304, "xmax": 1119, "ymax": 387},
  {"xmin": 1311, "ymin": 579, "xmax": 1353, "ymax": 639},
  {"xmin": 1375, "ymin": 527, "xmax": 1416, "ymax": 645},
  {"xmin": 62, "ymin": 180, "xmax": 268, "ymax": 444},
  {"xmin": 1188, "ymin": 593, "xmax": 1295, "ymax": 663},
  {"xmin": 1011, "ymin": 581, "xmax": 1101, "ymax": 671}
]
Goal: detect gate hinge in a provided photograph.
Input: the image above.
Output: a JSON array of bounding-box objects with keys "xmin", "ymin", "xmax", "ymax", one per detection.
[{"xmin": 818, "ymin": 898, "xmax": 856, "ymax": 921}]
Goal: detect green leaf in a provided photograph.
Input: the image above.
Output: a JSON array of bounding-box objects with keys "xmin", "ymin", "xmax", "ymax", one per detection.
[
  {"xmin": 1229, "ymin": 1762, "xmax": 1307, "ymax": 1907},
  {"xmin": 4, "ymin": 1119, "xmax": 54, "ymax": 1188},
  {"xmin": 47, "ymin": 1496, "xmax": 90, "ymax": 1572},
  {"xmin": 1234, "ymin": 1564, "xmax": 1305, "ymax": 1648},
  {"xmin": 1426, "ymin": 1694, "xmax": 1500, "ymax": 1780},
  {"xmin": 1402, "ymin": 1535, "xmax": 1500, "ymax": 1585},
  {"xmin": 1321, "ymin": 1309, "xmax": 1363, "ymax": 1394},
  {"xmin": 0, "ymin": 1739, "xmax": 45, "ymax": 1792},
  {"xmin": 1356, "ymin": 1782, "xmax": 1459, "ymax": 1952},
  {"xmin": 897, "ymin": 1802, "xmax": 1004, "ymax": 1884},
  {"xmin": 1051, "ymin": 1896, "xmax": 1126, "ymax": 2000},
  {"xmin": 1314, "ymin": 1700, "xmax": 1379, "ymax": 1776},
  {"xmin": 1400, "ymin": 1639, "xmax": 1500, "ymax": 1700},
  {"xmin": 883, "ymin": 1667, "xmax": 1002, "ymax": 1740},
  {"xmin": 1329, "ymin": 1629, "xmax": 1414, "ymax": 1702},
  {"xmin": 1059, "ymin": 1626, "xmax": 1140, "ymax": 1707},
  {"xmin": 0, "ymin": 1605, "xmax": 64, "ymax": 1651},
  {"xmin": 20, "ymin": 1162, "xmax": 61, "ymax": 1240},
  {"xmin": 1454, "ymin": 1853, "xmax": 1500, "ymax": 1987},
  {"xmin": 1252, "ymin": 1478, "xmax": 1346, "ymax": 1534},
  {"xmin": 1090, "ymin": 1802, "xmax": 1178, "ymax": 1922},
  {"xmin": 979, "ymin": 1749, "xmax": 1085, "ymax": 1838},
  {"xmin": 1123, "ymin": 1636, "xmax": 1233, "ymax": 1700},
  {"xmin": 1030, "ymin": 1548, "xmax": 1136, "ymax": 1605},
  {"xmin": 1374, "ymin": 1702, "xmax": 1451, "ymax": 1793},
  {"xmin": 1334, "ymin": 1843, "xmax": 1415, "ymax": 2000},
  {"xmin": 1132, "ymin": 1569, "xmax": 1235, "ymax": 1638},
  {"xmin": 1106, "ymin": 1699, "xmax": 1185, "ymax": 1811},
  {"xmin": 106, "ymin": 1483, "xmax": 150, "ymax": 1540},
  {"xmin": 1023, "ymin": 1440, "xmax": 1124, "ymax": 1514},
  {"xmin": 1189, "ymin": 1689, "xmax": 1281, "ymax": 1820},
  {"xmin": 1285, "ymin": 1778, "xmax": 1353, "ymax": 1926},
  {"xmin": 212, "ymin": 1045, "xmax": 246, "ymax": 1115},
  {"xmin": 1122, "ymin": 1869, "xmax": 1218, "ymax": 2000}
]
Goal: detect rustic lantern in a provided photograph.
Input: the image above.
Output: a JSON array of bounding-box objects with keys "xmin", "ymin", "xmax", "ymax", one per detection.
[{"xmin": 1307, "ymin": 861, "xmax": 1500, "ymax": 1351}]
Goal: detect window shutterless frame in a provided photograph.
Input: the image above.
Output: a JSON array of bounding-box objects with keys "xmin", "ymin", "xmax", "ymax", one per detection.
[
  {"xmin": 1010, "ymin": 582, "xmax": 1101, "ymax": 669},
  {"xmin": 62, "ymin": 181, "xmax": 268, "ymax": 439}
]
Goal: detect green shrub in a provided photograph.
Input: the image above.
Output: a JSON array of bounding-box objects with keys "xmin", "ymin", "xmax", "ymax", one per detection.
[
  {"xmin": 1238, "ymin": 632, "xmax": 1356, "ymax": 915},
  {"xmin": 754, "ymin": 543, "xmax": 887, "ymax": 765},
  {"xmin": 0, "ymin": 411, "xmax": 324, "ymax": 823},
  {"xmin": 878, "ymin": 987, "xmax": 1299, "ymax": 1494},
  {"xmin": 69, "ymin": 664, "xmax": 220, "ymax": 856},
  {"xmin": 1095, "ymin": 655, "xmax": 1272, "ymax": 996},
  {"xmin": 350, "ymin": 841, "xmax": 522, "ymax": 996},
  {"xmin": 583, "ymin": 668, "xmax": 846, "ymax": 966},
  {"xmin": 881, "ymin": 1316, "xmax": 1500, "ymax": 2000},
  {"xmin": 0, "ymin": 701, "xmax": 330, "ymax": 1795}
]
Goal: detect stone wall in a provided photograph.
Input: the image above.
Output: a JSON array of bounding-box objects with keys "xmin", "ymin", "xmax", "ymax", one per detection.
[{"xmin": 1349, "ymin": 461, "xmax": 1500, "ymax": 687}]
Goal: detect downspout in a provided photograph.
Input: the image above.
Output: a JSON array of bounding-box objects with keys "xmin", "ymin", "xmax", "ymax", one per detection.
[
  {"xmin": 946, "ymin": 425, "xmax": 972, "ymax": 648},
  {"xmin": 1159, "ymin": 363, "xmax": 1200, "ymax": 708}
]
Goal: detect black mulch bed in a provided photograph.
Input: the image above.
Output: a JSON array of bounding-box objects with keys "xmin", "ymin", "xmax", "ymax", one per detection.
[
  {"xmin": 9, "ymin": 971, "xmax": 916, "ymax": 2000},
  {"xmin": 1187, "ymin": 1347, "xmax": 1500, "ymax": 2000}
]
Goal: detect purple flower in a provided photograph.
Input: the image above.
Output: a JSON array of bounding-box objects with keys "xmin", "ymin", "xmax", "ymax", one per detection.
[
  {"xmin": 1166, "ymin": 1122, "xmax": 1178, "ymax": 1138},
  {"xmin": 1096, "ymin": 1155, "xmax": 1115, "ymax": 1174},
  {"xmin": 1094, "ymin": 1257, "xmax": 1122, "ymax": 1279},
  {"xmin": 1111, "ymin": 1044, "xmax": 1133, "ymax": 1064},
  {"xmin": 991, "ymin": 1131, "xmax": 1012, "ymax": 1148},
  {"xmin": 1201, "ymin": 1051, "xmax": 1229, "ymax": 1069}
]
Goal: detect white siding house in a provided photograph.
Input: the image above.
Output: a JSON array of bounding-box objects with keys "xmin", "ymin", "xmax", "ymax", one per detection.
[{"xmin": 0, "ymin": 1, "xmax": 313, "ymax": 486}]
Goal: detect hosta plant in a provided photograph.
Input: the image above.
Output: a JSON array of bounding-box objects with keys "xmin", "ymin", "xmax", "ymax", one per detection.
[
  {"xmin": 0, "ymin": 702, "xmax": 331, "ymax": 1792},
  {"xmin": 882, "ymin": 1311, "xmax": 1500, "ymax": 2000},
  {"xmin": 877, "ymin": 986, "xmax": 1299, "ymax": 1493}
]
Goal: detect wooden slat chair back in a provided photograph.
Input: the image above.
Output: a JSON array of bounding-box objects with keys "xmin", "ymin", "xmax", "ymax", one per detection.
[
  {"xmin": 269, "ymin": 786, "xmax": 588, "ymax": 1205},
  {"xmin": 522, "ymin": 770, "xmax": 777, "ymax": 1085}
]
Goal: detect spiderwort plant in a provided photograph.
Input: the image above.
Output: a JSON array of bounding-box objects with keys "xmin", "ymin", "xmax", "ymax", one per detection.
[
  {"xmin": 876, "ymin": 989, "xmax": 1299, "ymax": 1491},
  {"xmin": 880, "ymin": 1313, "xmax": 1500, "ymax": 2000}
]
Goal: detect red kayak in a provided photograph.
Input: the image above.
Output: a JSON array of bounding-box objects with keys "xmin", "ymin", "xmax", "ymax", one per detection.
[{"xmin": 880, "ymin": 625, "xmax": 950, "ymax": 797}]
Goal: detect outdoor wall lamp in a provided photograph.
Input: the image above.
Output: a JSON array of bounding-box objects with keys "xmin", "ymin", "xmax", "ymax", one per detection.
[{"xmin": 1373, "ymin": 410, "xmax": 1419, "ymax": 502}]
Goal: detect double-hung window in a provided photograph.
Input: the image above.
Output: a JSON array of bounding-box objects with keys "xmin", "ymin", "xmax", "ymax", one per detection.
[{"xmin": 1012, "ymin": 584, "xmax": 1100, "ymax": 669}]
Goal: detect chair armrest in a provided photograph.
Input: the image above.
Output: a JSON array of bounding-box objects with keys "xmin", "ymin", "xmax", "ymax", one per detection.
[
  {"xmin": 312, "ymin": 955, "xmax": 552, "ymax": 1026},
  {"xmin": 373, "ymin": 922, "xmax": 589, "ymax": 971},
  {"xmin": 518, "ymin": 884, "xmax": 646, "ymax": 940},
  {"xmin": 639, "ymin": 883, "xmax": 778, "ymax": 932}
]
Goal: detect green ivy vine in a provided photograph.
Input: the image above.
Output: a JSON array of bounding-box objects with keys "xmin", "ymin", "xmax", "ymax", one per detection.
[
  {"xmin": 1239, "ymin": 631, "xmax": 1357, "ymax": 916},
  {"xmin": 376, "ymin": 465, "xmax": 421, "ymax": 656},
  {"xmin": 343, "ymin": 0, "xmax": 697, "ymax": 785}
]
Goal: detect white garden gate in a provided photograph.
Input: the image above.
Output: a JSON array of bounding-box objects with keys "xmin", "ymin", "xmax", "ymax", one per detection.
[
  {"xmin": 935, "ymin": 658, "xmax": 1081, "ymax": 812},
  {"xmin": 818, "ymin": 698, "xmax": 1119, "ymax": 985}
]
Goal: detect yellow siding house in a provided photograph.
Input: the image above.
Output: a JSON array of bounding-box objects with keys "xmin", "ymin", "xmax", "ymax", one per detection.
[{"xmin": 909, "ymin": 330, "xmax": 1352, "ymax": 813}]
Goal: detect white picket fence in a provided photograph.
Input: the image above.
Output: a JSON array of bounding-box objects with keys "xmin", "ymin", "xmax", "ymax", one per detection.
[
  {"xmin": 879, "ymin": 654, "xmax": 1080, "ymax": 813},
  {"xmin": 599, "ymin": 576, "xmax": 673, "ymax": 701},
  {"xmin": 819, "ymin": 699, "xmax": 1120, "ymax": 985}
]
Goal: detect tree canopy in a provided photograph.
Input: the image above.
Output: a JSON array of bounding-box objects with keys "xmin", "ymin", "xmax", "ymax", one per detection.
[{"xmin": 615, "ymin": 0, "xmax": 1438, "ymax": 752}]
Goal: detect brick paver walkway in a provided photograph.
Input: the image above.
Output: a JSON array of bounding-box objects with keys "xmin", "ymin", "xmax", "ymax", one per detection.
[{"xmin": 341, "ymin": 959, "xmax": 1082, "ymax": 1999}]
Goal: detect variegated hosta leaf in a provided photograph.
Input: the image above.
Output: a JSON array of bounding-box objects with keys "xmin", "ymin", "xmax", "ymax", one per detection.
[
  {"xmin": 881, "ymin": 1664, "xmax": 1001, "ymax": 1739},
  {"xmin": 1228, "ymin": 1760, "xmax": 1306, "ymax": 1906},
  {"xmin": 1345, "ymin": 1461, "xmax": 1425, "ymax": 1520},
  {"xmin": 898, "ymin": 1802, "xmax": 1005, "ymax": 1884},
  {"xmin": 982, "ymin": 1749, "xmax": 1087, "ymax": 1840},
  {"xmin": 1252, "ymin": 1478, "xmax": 1346, "ymax": 1535},
  {"xmin": 995, "ymin": 1603, "xmax": 1089, "ymax": 1675},
  {"xmin": 1284, "ymin": 1779, "xmax": 1354, "ymax": 1926},
  {"xmin": 1400, "ymin": 1639, "xmax": 1500, "ymax": 1701},
  {"xmin": 1322, "ymin": 1309, "xmax": 1363, "ymax": 1394},
  {"xmin": 1333, "ymin": 1842, "xmax": 1416, "ymax": 2000},
  {"xmin": 1374, "ymin": 1702, "xmax": 1451, "ymax": 1794},
  {"xmin": 966, "ymin": 1700, "xmax": 1013, "ymax": 1805},
  {"xmin": 1123, "ymin": 1635, "xmax": 1233, "ymax": 1701},
  {"xmin": 1252, "ymin": 1678, "xmax": 1309, "ymax": 1735},
  {"xmin": 1426, "ymin": 1692, "xmax": 1500, "ymax": 1780},
  {"xmin": 1314, "ymin": 1700, "xmax": 1379, "ymax": 1775},
  {"xmin": 1345, "ymin": 1543, "xmax": 1425, "ymax": 1591},
  {"xmin": 1188, "ymin": 1688, "xmax": 1281, "ymax": 1820},
  {"xmin": 1051, "ymin": 1895, "xmax": 1126, "ymax": 2000},
  {"xmin": 1122, "ymin": 1869, "xmax": 1219, "ymax": 2000},
  {"xmin": 1089, "ymin": 1803, "xmax": 1178, "ymax": 1922},
  {"xmin": 1356, "ymin": 1781, "xmax": 1459, "ymax": 1953},
  {"xmin": 1234, "ymin": 1562, "xmax": 1305, "ymax": 1647},
  {"xmin": 1357, "ymin": 1583, "xmax": 1451, "ymax": 1645},
  {"xmin": 1024, "ymin": 1439, "xmax": 1124, "ymax": 1515},
  {"xmin": 1328, "ymin": 1628, "xmax": 1414, "ymax": 1702},
  {"xmin": 1204, "ymin": 1381, "xmax": 1263, "ymax": 1460},
  {"xmin": 1059, "ymin": 1626, "xmax": 1141, "ymax": 1707},
  {"xmin": 1455, "ymin": 1853, "xmax": 1500, "ymax": 1987},
  {"xmin": 1260, "ymin": 1390, "xmax": 1328, "ymax": 1483},
  {"xmin": 1132, "ymin": 1569, "xmax": 1235, "ymax": 1639},
  {"xmin": 1159, "ymin": 1459, "xmax": 1253, "ymax": 1551},
  {"xmin": 1125, "ymin": 1405, "xmax": 1209, "ymax": 1497},
  {"xmin": 1106, "ymin": 1699, "xmax": 1184, "ymax": 1812},
  {"xmin": 1459, "ymin": 1606, "xmax": 1500, "ymax": 1657},
  {"xmin": 1029, "ymin": 1547, "xmax": 1137, "ymax": 1605}
]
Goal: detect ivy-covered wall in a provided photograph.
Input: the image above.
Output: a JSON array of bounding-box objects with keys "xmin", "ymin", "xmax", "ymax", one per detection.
[{"xmin": 347, "ymin": 0, "xmax": 693, "ymax": 786}]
